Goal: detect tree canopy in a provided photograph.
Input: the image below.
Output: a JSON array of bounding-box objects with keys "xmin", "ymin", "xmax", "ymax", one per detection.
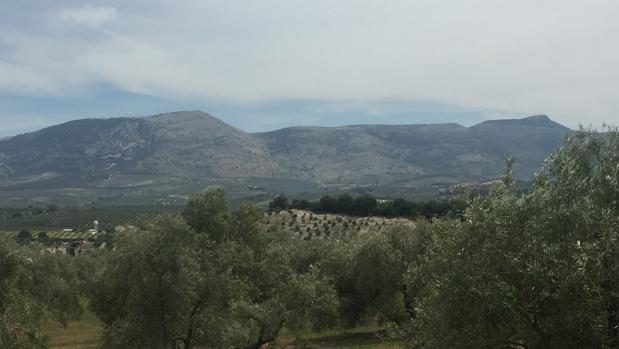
[
  {"xmin": 0, "ymin": 240, "xmax": 82, "ymax": 349},
  {"xmin": 92, "ymin": 189, "xmax": 340, "ymax": 349},
  {"xmin": 407, "ymin": 128, "xmax": 619, "ymax": 348}
]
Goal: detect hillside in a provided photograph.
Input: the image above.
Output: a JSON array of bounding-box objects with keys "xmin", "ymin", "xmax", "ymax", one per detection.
[
  {"xmin": 0, "ymin": 111, "xmax": 280, "ymax": 187},
  {"xmin": 256, "ymin": 115, "xmax": 571, "ymax": 183},
  {"xmin": 0, "ymin": 111, "xmax": 573, "ymax": 205}
]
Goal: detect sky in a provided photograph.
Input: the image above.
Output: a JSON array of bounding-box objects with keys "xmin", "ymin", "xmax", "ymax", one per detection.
[{"xmin": 1, "ymin": 0, "xmax": 618, "ymax": 136}]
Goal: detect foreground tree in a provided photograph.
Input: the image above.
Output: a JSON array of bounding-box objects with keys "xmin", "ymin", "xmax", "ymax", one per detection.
[
  {"xmin": 0, "ymin": 240, "xmax": 82, "ymax": 349},
  {"xmin": 409, "ymin": 128, "xmax": 619, "ymax": 348},
  {"xmin": 536, "ymin": 128, "xmax": 619, "ymax": 347},
  {"xmin": 287, "ymin": 220, "xmax": 431, "ymax": 328},
  {"xmin": 186, "ymin": 193, "xmax": 340, "ymax": 348},
  {"xmin": 90, "ymin": 217, "xmax": 241, "ymax": 349},
  {"xmin": 93, "ymin": 188, "xmax": 339, "ymax": 348}
]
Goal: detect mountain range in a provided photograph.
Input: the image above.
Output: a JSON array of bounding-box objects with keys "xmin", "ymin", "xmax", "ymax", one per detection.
[{"xmin": 0, "ymin": 111, "xmax": 572, "ymax": 206}]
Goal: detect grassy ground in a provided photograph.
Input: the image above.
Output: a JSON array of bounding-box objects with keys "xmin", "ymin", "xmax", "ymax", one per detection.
[
  {"xmin": 332, "ymin": 343, "xmax": 402, "ymax": 349},
  {"xmin": 283, "ymin": 331, "xmax": 403, "ymax": 348},
  {"xmin": 44, "ymin": 311, "xmax": 101, "ymax": 349},
  {"xmin": 279, "ymin": 326, "xmax": 403, "ymax": 348},
  {"xmin": 44, "ymin": 314, "xmax": 403, "ymax": 349}
]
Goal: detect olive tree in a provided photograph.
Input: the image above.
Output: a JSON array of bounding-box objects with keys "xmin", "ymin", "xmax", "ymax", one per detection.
[
  {"xmin": 186, "ymin": 194, "xmax": 340, "ymax": 349},
  {"xmin": 90, "ymin": 217, "xmax": 242, "ymax": 349},
  {"xmin": 409, "ymin": 128, "xmax": 619, "ymax": 349},
  {"xmin": 292, "ymin": 222, "xmax": 431, "ymax": 327},
  {"xmin": 92, "ymin": 188, "xmax": 340, "ymax": 349},
  {"xmin": 0, "ymin": 240, "xmax": 82, "ymax": 349}
]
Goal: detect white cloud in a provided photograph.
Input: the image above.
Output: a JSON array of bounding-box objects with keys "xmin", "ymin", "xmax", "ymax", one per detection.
[
  {"xmin": 58, "ymin": 5, "xmax": 117, "ymax": 27},
  {"xmin": 1, "ymin": 0, "xmax": 618, "ymax": 128},
  {"xmin": 0, "ymin": 61, "xmax": 57, "ymax": 94},
  {"xmin": 75, "ymin": 34, "xmax": 192, "ymax": 96}
]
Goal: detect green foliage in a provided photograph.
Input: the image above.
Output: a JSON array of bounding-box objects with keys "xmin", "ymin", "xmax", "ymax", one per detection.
[
  {"xmin": 0, "ymin": 239, "xmax": 82, "ymax": 349},
  {"xmin": 290, "ymin": 221, "xmax": 431, "ymax": 327},
  {"xmin": 183, "ymin": 187, "xmax": 230, "ymax": 242},
  {"xmin": 93, "ymin": 187, "xmax": 340, "ymax": 349},
  {"xmin": 90, "ymin": 216, "xmax": 241, "ymax": 349},
  {"xmin": 16, "ymin": 230, "xmax": 32, "ymax": 243},
  {"xmin": 269, "ymin": 194, "xmax": 289, "ymax": 212},
  {"xmin": 408, "ymin": 128, "xmax": 619, "ymax": 349}
]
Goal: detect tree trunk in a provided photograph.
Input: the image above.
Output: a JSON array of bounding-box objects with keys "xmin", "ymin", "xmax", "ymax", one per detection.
[
  {"xmin": 603, "ymin": 252, "xmax": 619, "ymax": 348},
  {"xmin": 607, "ymin": 296, "xmax": 618, "ymax": 349},
  {"xmin": 246, "ymin": 340, "xmax": 265, "ymax": 349},
  {"xmin": 184, "ymin": 301, "xmax": 202, "ymax": 349},
  {"xmin": 515, "ymin": 308, "xmax": 551, "ymax": 349},
  {"xmin": 403, "ymin": 291, "xmax": 416, "ymax": 320},
  {"xmin": 157, "ymin": 273, "xmax": 169, "ymax": 347},
  {"xmin": 605, "ymin": 282, "xmax": 619, "ymax": 348},
  {"xmin": 245, "ymin": 320, "xmax": 285, "ymax": 349}
]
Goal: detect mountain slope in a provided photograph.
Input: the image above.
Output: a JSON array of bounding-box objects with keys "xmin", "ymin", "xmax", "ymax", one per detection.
[
  {"xmin": 0, "ymin": 111, "xmax": 280, "ymax": 187},
  {"xmin": 256, "ymin": 115, "xmax": 572, "ymax": 184},
  {"xmin": 137, "ymin": 111, "xmax": 280, "ymax": 178},
  {"xmin": 469, "ymin": 115, "xmax": 571, "ymax": 178},
  {"xmin": 0, "ymin": 111, "xmax": 573, "ymax": 201},
  {"xmin": 255, "ymin": 123, "xmax": 477, "ymax": 184}
]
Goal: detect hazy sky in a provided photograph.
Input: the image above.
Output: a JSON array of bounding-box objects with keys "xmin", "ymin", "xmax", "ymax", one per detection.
[{"xmin": 1, "ymin": 0, "xmax": 618, "ymax": 136}]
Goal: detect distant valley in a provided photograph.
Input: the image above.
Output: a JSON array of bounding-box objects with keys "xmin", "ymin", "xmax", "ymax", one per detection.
[{"xmin": 0, "ymin": 111, "xmax": 572, "ymax": 206}]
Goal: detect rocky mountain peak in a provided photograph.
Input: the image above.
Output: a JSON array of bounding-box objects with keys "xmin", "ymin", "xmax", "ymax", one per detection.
[{"xmin": 472, "ymin": 114, "xmax": 569, "ymax": 130}]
